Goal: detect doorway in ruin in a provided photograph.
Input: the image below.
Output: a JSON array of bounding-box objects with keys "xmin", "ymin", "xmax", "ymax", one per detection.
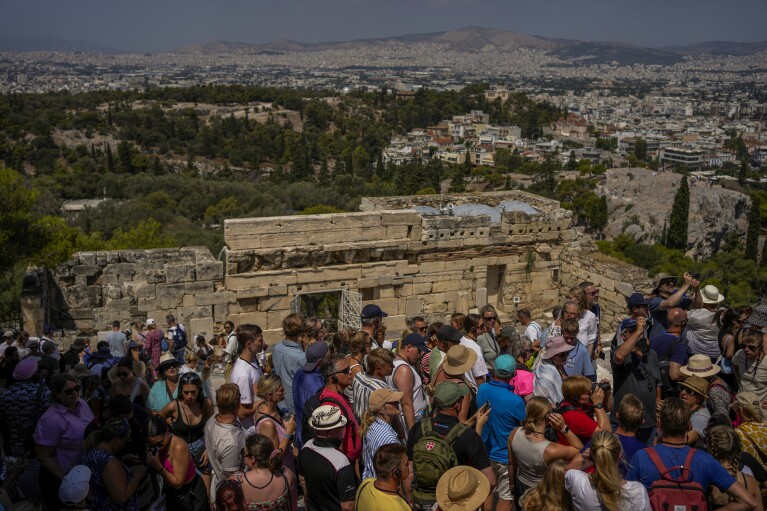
[
  {"xmin": 486, "ymin": 265, "xmax": 507, "ymax": 307},
  {"xmin": 290, "ymin": 289, "xmax": 362, "ymax": 332}
]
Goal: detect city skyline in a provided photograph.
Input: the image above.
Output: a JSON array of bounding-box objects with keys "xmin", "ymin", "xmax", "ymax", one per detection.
[{"xmin": 1, "ymin": 0, "xmax": 766, "ymax": 53}]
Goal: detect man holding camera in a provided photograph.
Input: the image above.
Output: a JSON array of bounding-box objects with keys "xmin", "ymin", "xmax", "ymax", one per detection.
[
  {"xmin": 648, "ymin": 272, "xmax": 701, "ymax": 338},
  {"xmin": 611, "ymin": 317, "xmax": 661, "ymax": 445}
]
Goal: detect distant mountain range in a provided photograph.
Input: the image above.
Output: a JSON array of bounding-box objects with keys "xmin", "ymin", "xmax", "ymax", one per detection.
[
  {"xmin": 175, "ymin": 27, "xmax": 767, "ymax": 66},
  {"xmin": 0, "ymin": 36, "xmax": 120, "ymax": 53},
  {"xmin": 3, "ymin": 28, "xmax": 767, "ymax": 67}
]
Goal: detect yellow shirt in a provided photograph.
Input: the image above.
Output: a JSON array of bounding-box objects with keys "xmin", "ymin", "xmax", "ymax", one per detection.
[{"xmin": 355, "ymin": 478, "xmax": 411, "ymax": 511}]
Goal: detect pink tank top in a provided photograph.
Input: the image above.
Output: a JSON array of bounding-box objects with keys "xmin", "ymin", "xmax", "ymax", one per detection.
[{"xmin": 160, "ymin": 446, "xmax": 196, "ymax": 484}]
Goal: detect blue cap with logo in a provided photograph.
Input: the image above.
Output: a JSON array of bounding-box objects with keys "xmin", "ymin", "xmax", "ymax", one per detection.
[
  {"xmin": 494, "ymin": 354, "xmax": 516, "ymax": 378},
  {"xmin": 620, "ymin": 318, "xmax": 639, "ymax": 332},
  {"xmin": 361, "ymin": 304, "xmax": 388, "ymax": 319},
  {"xmin": 627, "ymin": 293, "xmax": 651, "ymax": 310}
]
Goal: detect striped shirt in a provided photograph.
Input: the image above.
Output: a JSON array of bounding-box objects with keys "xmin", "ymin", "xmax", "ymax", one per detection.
[
  {"xmin": 352, "ymin": 372, "xmax": 393, "ymax": 422},
  {"xmin": 362, "ymin": 418, "xmax": 400, "ymax": 480}
]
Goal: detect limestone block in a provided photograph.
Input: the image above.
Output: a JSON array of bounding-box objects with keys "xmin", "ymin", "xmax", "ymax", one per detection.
[
  {"xmin": 391, "ymin": 276, "xmax": 405, "ymax": 286},
  {"xmin": 68, "ymin": 308, "xmax": 94, "ymax": 320},
  {"xmin": 331, "ymin": 213, "xmax": 384, "ymax": 230},
  {"xmin": 183, "ymin": 295, "xmax": 195, "ymax": 307},
  {"xmin": 445, "ymin": 260, "xmax": 471, "ymax": 272},
  {"xmin": 236, "ymin": 287, "xmax": 270, "ymax": 299},
  {"xmin": 226, "ymin": 272, "xmax": 298, "ymax": 291},
  {"xmin": 386, "ymin": 226, "xmax": 409, "ymax": 239},
  {"xmin": 257, "ymin": 295, "xmax": 290, "ymax": 312},
  {"xmin": 364, "ymin": 297, "xmax": 401, "ymax": 315},
  {"xmin": 184, "ymin": 281, "xmax": 214, "ymax": 294},
  {"xmin": 104, "ymin": 298, "xmax": 133, "ymax": 311},
  {"xmin": 213, "ymin": 304, "xmax": 228, "ymax": 323},
  {"xmin": 268, "ymin": 285, "xmax": 288, "ymax": 297},
  {"xmin": 227, "ymin": 312, "xmax": 268, "ymax": 329},
  {"xmin": 432, "ymin": 280, "xmax": 463, "ymax": 293},
  {"xmin": 166, "ymin": 264, "xmax": 196, "ymax": 284},
  {"xmin": 195, "ymin": 291, "xmax": 236, "ymax": 306},
  {"xmin": 78, "ymin": 253, "xmax": 96, "ymax": 266},
  {"xmin": 138, "ymin": 298, "xmax": 155, "ymax": 312},
  {"xmin": 379, "ymin": 286, "xmax": 395, "ymax": 299},
  {"xmin": 405, "ymin": 299, "xmax": 422, "ymax": 317},
  {"xmin": 409, "ymin": 225, "xmax": 422, "ymax": 241},
  {"xmin": 357, "ymin": 277, "xmax": 378, "ymax": 288},
  {"xmin": 419, "ymin": 261, "xmax": 446, "ymax": 274},
  {"xmin": 475, "ymin": 287, "xmax": 488, "ymax": 308},
  {"xmin": 65, "ymin": 285, "xmax": 103, "ymax": 309},
  {"xmin": 104, "ymin": 284, "xmax": 122, "ymax": 300},
  {"xmin": 614, "ymin": 281, "xmax": 634, "ymax": 298},
  {"xmin": 73, "ymin": 265, "xmax": 101, "ymax": 276},
  {"xmin": 381, "ymin": 210, "xmax": 421, "ymax": 226},
  {"xmin": 378, "ymin": 275, "xmax": 393, "ymax": 287},
  {"xmin": 176, "ymin": 306, "xmax": 213, "ymax": 325},
  {"xmin": 196, "ymin": 261, "xmax": 223, "ymax": 281},
  {"xmin": 146, "ymin": 271, "xmax": 166, "ymax": 284},
  {"xmin": 413, "ymin": 282, "xmax": 432, "ymax": 295},
  {"xmin": 104, "ymin": 263, "xmax": 136, "ymax": 276},
  {"xmin": 189, "ymin": 318, "xmax": 214, "ymax": 339},
  {"xmin": 294, "ymin": 267, "xmax": 362, "ymax": 285}
]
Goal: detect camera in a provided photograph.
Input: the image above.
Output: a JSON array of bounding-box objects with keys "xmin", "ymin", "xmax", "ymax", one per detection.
[
  {"xmin": 592, "ymin": 382, "xmax": 611, "ymax": 393},
  {"xmin": 690, "ymin": 272, "xmax": 700, "ymax": 280},
  {"xmin": 635, "ymin": 337, "xmax": 651, "ymax": 355}
]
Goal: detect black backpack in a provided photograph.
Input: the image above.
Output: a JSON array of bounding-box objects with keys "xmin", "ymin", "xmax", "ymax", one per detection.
[
  {"xmin": 544, "ymin": 402, "xmax": 579, "ymax": 441},
  {"xmin": 658, "ymin": 336, "xmax": 681, "ymax": 398},
  {"xmin": 301, "ymin": 390, "xmax": 352, "ymax": 446}
]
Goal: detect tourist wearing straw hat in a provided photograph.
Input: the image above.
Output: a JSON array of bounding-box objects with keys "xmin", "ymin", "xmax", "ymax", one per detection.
[
  {"xmin": 678, "ymin": 375, "xmax": 711, "ymax": 445},
  {"xmin": 687, "ymin": 285, "xmax": 726, "ymax": 361},
  {"xmin": 681, "ymin": 354, "xmax": 733, "ymax": 417},
  {"xmin": 360, "ymin": 388, "xmax": 405, "ymax": 481},
  {"xmin": 435, "ymin": 466, "xmax": 491, "ymax": 511},
  {"xmin": 432, "ymin": 345, "xmax": 477, "ymax": 422}
]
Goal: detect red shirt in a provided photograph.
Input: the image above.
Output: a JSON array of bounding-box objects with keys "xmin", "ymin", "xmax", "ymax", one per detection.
[
  {"xmin": 557, "ymin": 401, "xmax": 597, "ymax": 446},
  {"xmin": 319, "ymin": 387, "xmax": 362, "ymax": 462}
]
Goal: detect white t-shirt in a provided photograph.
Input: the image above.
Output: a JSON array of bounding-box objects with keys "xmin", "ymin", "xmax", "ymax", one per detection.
[
  {"xmin": 525, "ymin": 322, "xmax": 543, "ymax": 343},
  {"xmin": 230, "ymin": 357, "xmax": 263, "ymax": 430},
  {"xmin": 460, "ymin": 336, "xmax": 489, "ymax": 379},
  {"xmin": 224, "ymin": 332, "xmax": 239, "ymax": 362},
  {"xmin": 577, "ymin": 310, "xmax": 599, "ymax": 347},
  {"xmin": 107, "ymin": 331, "xmax": 128, "ymax": 357},
  {"xmin": 565, "ymin": 469, "xmax": 651, "ymax": 511}
]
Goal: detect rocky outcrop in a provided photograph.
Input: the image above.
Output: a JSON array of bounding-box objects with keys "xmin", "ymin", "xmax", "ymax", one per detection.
[{"xmin": 599, "ymin": 167, "xmax": 750, "ymax": 259}]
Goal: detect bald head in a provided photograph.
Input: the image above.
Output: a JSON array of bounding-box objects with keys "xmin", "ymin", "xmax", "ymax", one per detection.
[{"xmin": 667, "ymin": 308, "xmax": 688, "ymax": 330}]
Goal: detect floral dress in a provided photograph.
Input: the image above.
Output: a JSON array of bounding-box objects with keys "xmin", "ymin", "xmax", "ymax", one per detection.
[
  {"xmin": 234, "ymin": 471, "xmax": 290, "ymax": 511},
  {"xmin": 80, "ymin": 448, "xmax": 139, "ymax": 511}
]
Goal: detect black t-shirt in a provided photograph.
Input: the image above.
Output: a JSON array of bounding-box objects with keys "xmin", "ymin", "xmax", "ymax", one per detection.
[
  {"xmin": 298, "ymin": 436, "xmax": 358, "ymax": 511},
  {"xmin": 611, "ymin": 348, "xmax": 661, "ymax": 429},
  {"xmin": 406, "ymin": 413, "xmax": 491, "ymax": 471}
]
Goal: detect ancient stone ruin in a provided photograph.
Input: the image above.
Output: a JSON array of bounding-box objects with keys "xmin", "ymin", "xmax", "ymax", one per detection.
[{"xmin": 24, "ymin": 190, "xmax": 652, "ymax": 343}]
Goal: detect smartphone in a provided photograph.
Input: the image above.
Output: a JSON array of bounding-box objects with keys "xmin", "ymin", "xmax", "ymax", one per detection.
[{"xmin": 479, "ymin": 403, "xmax": 490, "ymax": 414}]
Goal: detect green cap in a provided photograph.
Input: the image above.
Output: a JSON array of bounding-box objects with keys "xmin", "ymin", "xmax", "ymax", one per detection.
[{"xmin": 434, "ymin": 381, "xmax": 470, "ymax": 408}]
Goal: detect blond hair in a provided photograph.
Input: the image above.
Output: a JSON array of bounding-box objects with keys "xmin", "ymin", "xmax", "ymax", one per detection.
[
  {"xmin": 589, "ymin": 431, "xmax": 625, "ymax": 511},
  {"xmin": 521, "ymin": 396, "xmax": 553, "ymax": 433},
  {"xmin": 520, "ymin": 460, "xmax": 571, "ymax": 511},
  {"xmin": 256, "ymin": 373, "xmax": 282, "ymax": 400}
]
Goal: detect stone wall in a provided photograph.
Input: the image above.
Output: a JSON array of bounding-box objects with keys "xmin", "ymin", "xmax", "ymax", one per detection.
[
  {"xmin": 561, "ymin": 237, "xmax": 653, "ymax": 337},
  {"xmin": 29, "ymin": 247, "xmax": 225, "ymax": 338},
  {"xmin": 224, "ymin": 190, "xmax": 576, "ymax": 342}
]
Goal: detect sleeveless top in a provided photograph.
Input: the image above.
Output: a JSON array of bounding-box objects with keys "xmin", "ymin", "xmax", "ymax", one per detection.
[
  {"xmin": 80, "ymin": 448, "xmax": 139, "ymax": 511},
  {"xmin": 235, "ymin": 470, "xmax": 290, "ymax": 511},
  {"xmin": 511, "ymin": 430, "xmax": 550, "ymax": 488},
  {"xmin": 174, "ymin": 401, "xmax": 205, "ymax": 444},
  {"xmin": 255, "ymin": 412, "xmax": 297, "ymax": 476},
  {"xmin": 388, "ymin": 359, "xmax": 429, "ymax": 418},
  {"xmin": 160, "ymin": 445, "xmax": 196, "ymax": 484}
]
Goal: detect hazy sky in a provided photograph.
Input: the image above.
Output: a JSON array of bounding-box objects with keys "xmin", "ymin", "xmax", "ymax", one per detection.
[{"xmin": 1, "ymin": 0, "xmax": 765, "ymax": 52}]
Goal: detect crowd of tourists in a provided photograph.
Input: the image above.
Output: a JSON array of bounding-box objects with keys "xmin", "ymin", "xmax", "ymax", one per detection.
[{"xmin": 0, "ymin": 275, "xmax": 767, "ymax": 511}]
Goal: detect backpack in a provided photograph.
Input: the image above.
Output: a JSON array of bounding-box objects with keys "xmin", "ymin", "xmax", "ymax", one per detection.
[
  {"xmin": 646, "ymin": 447, "xmax": 707, "ymax": 511},
  {"xmin": 657, "ymin": 336, "xmax": 681, "ymax": 398},
  {"xmin": 300, "ymin": 390, "xmax": 352, "ymax": 447},
  {"xmin": 412, "ymin": 418, "xmax": 470, "ymax": 504},
  {"xmin": 544, "ymin": 402, "xmax": 579, "ymax": 442},
  {"xmin": 169, "ymin": 325, "xmax": 187, "ymax": 352}
]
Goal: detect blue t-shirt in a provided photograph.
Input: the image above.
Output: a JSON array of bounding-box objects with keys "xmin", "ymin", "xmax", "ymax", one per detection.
[
  {"xmin": 476, "ymin": 380, "xmax": 526, "ymax": 464},
  {"xmin": 293, "ymin": 368, "xmax": 325, "ymax": 449},
  {"xmin": 649, "ymin": 295, "xmax": 692, "ymax": 338},
  {"xmin": 565, "ymin": 341, "xmax": 596, "ymax": 381},
  {"xmin": 584, "ymin": 432, "xmax": 647, "ymax": 476},
  {"xmin": 627, "ymin": 445, "xmax": 736, "ymax": 492},
  {"xmin": 650, "ymin": 332, "xmax": 688, "ymax": 366}
]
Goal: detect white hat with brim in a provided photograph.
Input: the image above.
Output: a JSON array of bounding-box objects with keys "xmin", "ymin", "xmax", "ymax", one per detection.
[
  {"xmin": 157, "ymin": 352, "xmax": 178, "ymax": 370},
  {"xmin": 700, "ymin": 285, "xmax": 725, "ymax": 305},
  {"xmin": 436, "ymin": 466, "xmax": 491, "ymax": 511},
  {"xmin": 310, "ymin": 404, "xmax": 347, "ymax": 431},
  {"xmin": 680, "ymin": 354, "xmax": 721, "ymax": 378},
  {"xmin": 542, "ymin": 336, "xmax": 575, "ymax": 359}
]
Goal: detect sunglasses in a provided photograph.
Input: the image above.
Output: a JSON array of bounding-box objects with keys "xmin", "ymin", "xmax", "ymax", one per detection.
[
  {"xmin": 484, "ymin": 316, "xmax": 497, "ymax": 322},
  {"xmin": 417, "ymin": 326, "xmax": 428, "ymax": 332},
  {"xmin": 180, "ymin": 373, "xmax": 202, "ymax": 384},
  {"xmin": 117, "ymin": 371, "xmax": 130, "ymax": 378},
  {"xmin": 744, "ymin": 344, "xmax": 762, "ymax": 351},
  {"xmin": 329, "ymin": 367, "xmax": 351, "ymax": 376},
  {"xmin": 680, "ymin": 387, "xmax": 701, "ymax": 397},
  {"xmin": 589, "ymin": 290, "xmax": 599, "ymax": 296},
  {"xmin": 64, "ymin": 385, "xmax": 82, "ymax": 395}
]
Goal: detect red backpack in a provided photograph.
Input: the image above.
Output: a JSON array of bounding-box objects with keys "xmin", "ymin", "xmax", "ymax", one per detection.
[{"xmin": 646, "ymin": 448, "xmax": 707, "ymax": 511}]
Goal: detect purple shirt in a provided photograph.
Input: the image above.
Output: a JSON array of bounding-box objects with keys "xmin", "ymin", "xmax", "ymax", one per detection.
[{"xmin": 33, "ymin": 399, "xmax": 94, "ymax": 472}]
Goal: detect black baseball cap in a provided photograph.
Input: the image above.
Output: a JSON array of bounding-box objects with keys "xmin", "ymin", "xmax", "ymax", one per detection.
[
  {"xmin": 361, "ymin": 304, "xmax": 388, "ymax": 320},
  {"xmin": 436, "ymin": 325, "xmax": 463, "ymax": 343},
  {"xmin": 401, "ymin": 333, "xmax": 429, "ymax": 353}
]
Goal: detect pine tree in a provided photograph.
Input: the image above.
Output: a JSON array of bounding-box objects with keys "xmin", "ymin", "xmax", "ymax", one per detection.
[
  {"xmin": 105, "ymin": 144, "xmax": 115, "ymax": 173},
  {"xmin": 746, "ymin": 196, "xmax": 761, "ymax": 261},
  {"xmin": 666, "ymin": 175, "xmax": 690, "ymax": 250}
]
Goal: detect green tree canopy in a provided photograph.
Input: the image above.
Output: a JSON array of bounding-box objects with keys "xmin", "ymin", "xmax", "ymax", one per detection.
[{"xmin": 666, "ymin": 176, "xmax": 690, "ymax": 250}]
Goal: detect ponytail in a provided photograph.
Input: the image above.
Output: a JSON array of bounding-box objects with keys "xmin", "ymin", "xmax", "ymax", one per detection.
[{"xmin": 589, "ymin": 431, "xmax": 625, "ymax": 511}]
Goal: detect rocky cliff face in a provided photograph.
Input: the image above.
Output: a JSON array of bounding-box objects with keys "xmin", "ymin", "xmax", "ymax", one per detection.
[{"xmin": 599, "ymin": 167, "xmax": 750, "ymax": 259}]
